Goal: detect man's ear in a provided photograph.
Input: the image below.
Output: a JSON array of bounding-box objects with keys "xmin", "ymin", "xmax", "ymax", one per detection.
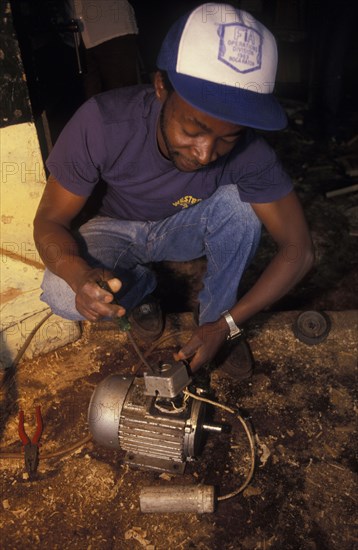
[{"xmin": 154, "ymin": 71, "xmax": 168, "ymax": 102}]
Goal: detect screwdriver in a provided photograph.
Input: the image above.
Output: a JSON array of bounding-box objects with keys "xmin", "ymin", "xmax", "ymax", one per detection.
[
  {"xmin": 96, "ymin": 280, "xmax": 131, "ymax": 332},
  {"xmin": 96, "ymin": 279, "xmax": 153, "ymax": 372}
]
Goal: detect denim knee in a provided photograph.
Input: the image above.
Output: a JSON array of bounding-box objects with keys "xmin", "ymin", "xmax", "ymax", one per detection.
[{"xmin": 40, "ymin": 269, "xmax": 83, "ymax": 321}]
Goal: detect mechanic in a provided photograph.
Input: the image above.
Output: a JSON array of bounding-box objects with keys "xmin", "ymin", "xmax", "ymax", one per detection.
[{"xmin": 33, "ymin": 3, "xmax": 314, "ymax": 375}]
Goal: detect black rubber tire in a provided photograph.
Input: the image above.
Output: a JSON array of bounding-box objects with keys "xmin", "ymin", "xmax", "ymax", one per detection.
[{"xmin": 293, "ymin": 310, "xmax": 331, "ymax": 345}]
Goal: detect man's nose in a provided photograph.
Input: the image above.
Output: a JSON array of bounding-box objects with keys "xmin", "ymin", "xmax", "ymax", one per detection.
[{"xmin": 192, "ymin": 138, "xmax": 218, "ymax": 165}]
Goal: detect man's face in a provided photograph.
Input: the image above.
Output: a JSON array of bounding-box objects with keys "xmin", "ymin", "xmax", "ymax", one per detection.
[{"xmin": 156, "ymin": 83, "xmax": 245, "ymax": 172}]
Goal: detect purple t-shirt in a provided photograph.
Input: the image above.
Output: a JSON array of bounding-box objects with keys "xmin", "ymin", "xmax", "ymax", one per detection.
[{"xmin": 47, "ymin": 85, "xmax": 293, "ymax": 221}]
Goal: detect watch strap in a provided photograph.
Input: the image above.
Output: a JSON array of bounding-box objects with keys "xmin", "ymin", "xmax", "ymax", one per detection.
[{"xmin": 221, "ymin": 310, "xmax": 243, "ymax": 340}]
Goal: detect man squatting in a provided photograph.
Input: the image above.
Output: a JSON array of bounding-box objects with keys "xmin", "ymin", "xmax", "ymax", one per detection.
[{"xmin": 33, "ymin": 4, "xmax": 314, "ymax": 375}]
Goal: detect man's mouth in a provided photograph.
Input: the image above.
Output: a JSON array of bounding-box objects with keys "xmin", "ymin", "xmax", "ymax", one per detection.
[{"xmin": 174, "ymin": 154, "xmax": 203, "ymax": 171}]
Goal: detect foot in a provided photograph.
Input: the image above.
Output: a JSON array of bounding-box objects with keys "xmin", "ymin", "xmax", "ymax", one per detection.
[
  {"xmin": 215, "ymin": 337, "xmax": 254, "ymax": 381},
  {"xmin": 128, "ymin": 295, "xmax": 164, "ymax": 340}
]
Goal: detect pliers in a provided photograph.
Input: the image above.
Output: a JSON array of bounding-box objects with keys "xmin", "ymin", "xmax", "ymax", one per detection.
[{"xmin": 18, "ymin": 405, "xmax": 43, "ymax": 475}]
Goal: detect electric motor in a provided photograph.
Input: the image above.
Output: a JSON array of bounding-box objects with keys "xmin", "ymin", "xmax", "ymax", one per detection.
[{"xmin": 88, "ymin": 363, "xmax": 222, "ymax": 473}]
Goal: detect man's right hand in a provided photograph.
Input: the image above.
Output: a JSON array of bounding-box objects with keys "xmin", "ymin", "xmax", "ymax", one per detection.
[
  {"xmin": 74, "ymin": 269, "xmax": 125, "ymax": 321},
  {"xmin": 34, "ymin": 177, "xmax": 127, "ymax": 322}
]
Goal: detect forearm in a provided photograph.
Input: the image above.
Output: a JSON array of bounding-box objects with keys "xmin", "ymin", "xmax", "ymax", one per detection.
[
  {"xmin": 33, "ymin": 176, "xmax": 124, "ymax": 321},
  {"xmin": 178, "ymin": 191, "xmax": 314, "ymax": 371},
  {"xmin": 229, "ymin": 244, "xmax": 315, "ymax": 325}
]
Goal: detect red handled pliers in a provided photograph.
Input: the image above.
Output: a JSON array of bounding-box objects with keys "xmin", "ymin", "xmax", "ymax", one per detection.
[{"xmin": 18, "ymin": 405, "xmax": 43, "ymax": 475}]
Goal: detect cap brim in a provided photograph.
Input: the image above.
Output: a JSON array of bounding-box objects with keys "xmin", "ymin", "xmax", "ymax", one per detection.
[{"xmin": 167, "ymin": 71, "xmax": 287, "ymax": 131}]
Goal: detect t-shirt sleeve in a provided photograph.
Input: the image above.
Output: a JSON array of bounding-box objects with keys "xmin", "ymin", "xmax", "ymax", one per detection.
[
  {"xmin": 46, "ymin": 99, "xmax": 106, "ymax": 197},
  {"xmin": 226, "ymin": 133, "xmax": 293, "ymax": 203}
]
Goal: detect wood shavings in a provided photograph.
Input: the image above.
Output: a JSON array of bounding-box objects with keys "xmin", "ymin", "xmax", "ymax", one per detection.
[
  {"xmin": 158, "ymin": 472, "xmax": 173, "ymax": 481},
  {"xmin": 255, "ymin": 434, "xmax": 272, "ymax": 468},
  {"xmin": 125, "ymin": 527, "xmax": 154, "ymax": 548}
]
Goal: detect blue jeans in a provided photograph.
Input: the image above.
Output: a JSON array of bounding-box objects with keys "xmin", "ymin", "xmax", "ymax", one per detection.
[{"xmin": 41, "ymin": 185, "xmax": 261, "ymax": 324}]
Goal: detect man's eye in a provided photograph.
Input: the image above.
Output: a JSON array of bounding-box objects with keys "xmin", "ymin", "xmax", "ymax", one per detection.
[{"xmin": 183, "ymin": 129, "xmax": 199, "ymax": 137}]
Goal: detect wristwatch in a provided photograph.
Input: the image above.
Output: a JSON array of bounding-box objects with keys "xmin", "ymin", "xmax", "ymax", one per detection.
[{"xmin": 221, "ymin": 310, "xmax": 243, "ymax": 340}]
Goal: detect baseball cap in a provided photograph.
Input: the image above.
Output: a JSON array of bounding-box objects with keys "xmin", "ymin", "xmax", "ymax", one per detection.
[{"xmin": 157, "ymin": 3, "xmax": 287, "ymax": 130}]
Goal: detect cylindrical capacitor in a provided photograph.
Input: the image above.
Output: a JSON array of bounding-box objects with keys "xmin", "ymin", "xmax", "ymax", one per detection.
[{"xmin": 139, "ymin": 485, "xmax": 215, "ymax": 514}]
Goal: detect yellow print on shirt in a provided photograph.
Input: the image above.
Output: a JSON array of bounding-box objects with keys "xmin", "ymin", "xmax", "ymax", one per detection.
[{"xmin": 172, "ymin": 195, "xmax": 202, "ymax": 209}]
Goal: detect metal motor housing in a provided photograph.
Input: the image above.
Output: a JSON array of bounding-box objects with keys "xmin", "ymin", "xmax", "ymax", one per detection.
[{"xmin": 88, "ymin": 371, "xmax": 208, "ymax": 473}]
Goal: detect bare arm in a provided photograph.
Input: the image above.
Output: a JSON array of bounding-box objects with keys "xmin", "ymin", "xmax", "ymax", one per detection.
[
  {"xmin": 34, "ymin": 175, "xmax": 124, "ymax": 320},
  {"xmin": 230, "ymin": 190, "xmax": 314, "ymax": 324},
  {"xmin": 177, "ymin": 190, "xmax": 315, "ymax": 370}
]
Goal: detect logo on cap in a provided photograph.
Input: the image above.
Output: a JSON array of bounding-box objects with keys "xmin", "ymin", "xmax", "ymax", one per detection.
[{"xmin": 218, "ymin": 23, "xmax": 262, "ymax": 74}]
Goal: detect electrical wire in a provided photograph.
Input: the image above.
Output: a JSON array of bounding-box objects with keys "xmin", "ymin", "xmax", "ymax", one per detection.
[
  {"xmin": 183, "ymin": 389, "xmax": 256, "ymax": 500},
  {"xmin": 0, "ymin": 434, "xmax": 92, "ymax": 461},
  {"xmin": 0, "ymin": 310, "xmax": 54, "ymax": 392},
  {"xmin": 132, "ymin": 330, "xmax": 190, "ymax": 375},
  {"xmin": 129, "ymin": 322, "xmax": 257, "ymax": 499},
  {"xmin": 0, "ymin": 319, "xmax": 175, "ymax": 463},
  {"xmin": 0, "ymin": 319, "xmax": 170, "ymax": 462},
  {"xmin": 0, "ymin": 311, "xmax": 92, "ymax": 463},
  {"xmin": 1, "ymin": 316, "xmax": 256, "ymax": 500},
  {"xmin": 126, "ymin": 330, "xmax": 153, "ymax": 373}
]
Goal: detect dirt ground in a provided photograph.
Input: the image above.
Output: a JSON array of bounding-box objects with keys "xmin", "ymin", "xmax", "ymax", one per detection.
[
  {"xmin": 1, "ymin": 111, "xmax": 357, "ymax": 549},
  {"xmin": 0, "ymin": 310, "xmax": 357, "ymax": 550}
]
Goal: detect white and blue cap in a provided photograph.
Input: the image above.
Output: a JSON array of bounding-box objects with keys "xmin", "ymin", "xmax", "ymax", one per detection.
[{"xmin": 157, "ymin": 3, "xmax": 287, "ymax": 130}]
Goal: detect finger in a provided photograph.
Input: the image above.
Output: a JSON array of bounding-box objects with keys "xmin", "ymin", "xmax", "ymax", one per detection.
[
  {"xmin": 86, "ymin": 304, "xmax": 126, "ymax": 321},
  {"xmin": 85, "ymin": 281, "xmax": 110, "ymax": 301},
  {"xmin": 177, "ymin": 337, "xmax": 202, "ymax": 360},
  {"xmin": 107, "ymin": 278, "xmax": 122, "ymax": 293},
  {"xmin": 76, "ymin": 303, "xmax": 101, "ymax": 321},
  {"xmin": 188, "ymin": 354, "xmax": 205, "ymax": 373},
  {"xmin": 173, "ymin": 349, "xmax": 201, "ymax": 373},
  {"xmin": 93, "ymin": 302, "xmax": 125, "ymax": 318},
  {"xmin": 83, "ymin": 310, "xmax": 99, "ymax": 321},
  {"xmin": 116, "ymin": 306, "xmax": 126, "ymax": 317},
  {"xmin": 173, "ymin": 350, "xmax": 185, "ymax": 361},
  {"xmin": 92, "ymin": 282, "xmax": 117, "ymax": 304},
  {"xmin": 78, "ymin": 295, "xmax": 125, "ymax": 319}
]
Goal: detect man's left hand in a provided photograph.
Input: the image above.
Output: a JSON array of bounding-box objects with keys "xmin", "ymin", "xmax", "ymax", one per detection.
[{"xmin": 174, "ymin": 319, "xmax": 229, "ymax": 372}]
